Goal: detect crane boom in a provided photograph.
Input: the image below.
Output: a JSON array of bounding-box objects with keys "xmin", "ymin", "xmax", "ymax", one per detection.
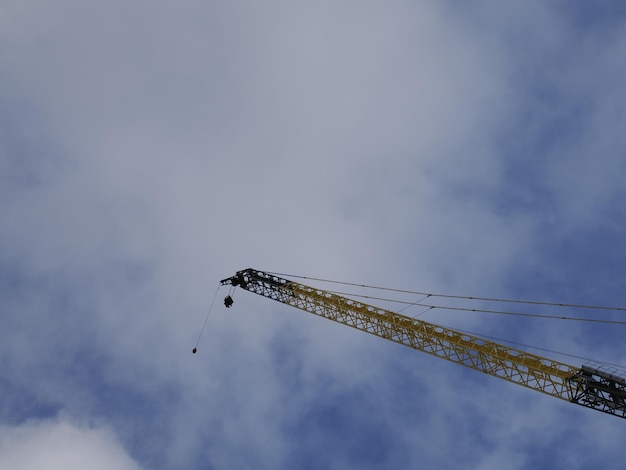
[{"xmin": 221, "ymin": 268, "xmax": 626, "ymax": 419}]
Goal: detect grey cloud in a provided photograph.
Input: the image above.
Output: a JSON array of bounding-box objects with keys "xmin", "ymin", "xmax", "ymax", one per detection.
[{"xmin": 2, "ymin": 1, "xmax": 626, "ymax": 469}]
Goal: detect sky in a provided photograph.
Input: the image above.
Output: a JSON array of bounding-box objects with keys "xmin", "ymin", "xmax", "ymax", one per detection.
[{"xmin": 2, "ymin": 1, "xmax": 626, "ymax": 468}]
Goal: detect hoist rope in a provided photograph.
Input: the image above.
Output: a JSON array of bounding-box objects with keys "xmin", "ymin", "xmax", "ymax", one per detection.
[{"xmin": 193, "ymin": 284, "xmax": 220, "ymax": 354}]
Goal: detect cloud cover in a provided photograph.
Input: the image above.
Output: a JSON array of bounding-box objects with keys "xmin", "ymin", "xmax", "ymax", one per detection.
[
  {"xmin": 2, "ymin": 1, "xmax": 626, "ymax": 468},
  {"xmin": 0, "ymin": 420, "xmax": 140, "ymax": 470}
]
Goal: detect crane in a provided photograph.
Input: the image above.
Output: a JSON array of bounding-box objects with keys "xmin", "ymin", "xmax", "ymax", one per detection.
[{"xmin": 220, "ymin": 268, "xmax": 626, "ymax": 419}]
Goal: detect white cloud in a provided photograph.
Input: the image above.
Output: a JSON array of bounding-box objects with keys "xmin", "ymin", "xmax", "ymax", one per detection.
[
  {"xmin": 0, "ymin": 420, "xmax": 141, "ymax": 470},
  {"xmin": 2, "ymin": 1, "xmax": 626, "ymax": 469}
]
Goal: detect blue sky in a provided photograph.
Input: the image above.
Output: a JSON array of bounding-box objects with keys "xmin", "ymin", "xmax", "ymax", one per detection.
[{"xmin": 2, "ymin": 1, "xmax": 626, "ymax": 468}]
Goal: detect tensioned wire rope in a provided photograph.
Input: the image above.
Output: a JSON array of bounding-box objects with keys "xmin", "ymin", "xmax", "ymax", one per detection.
[
  {"xmin": 265, "ymin": 271, "xmax": 626, "ymax": 369},
  {"xmin": 267, "ymin": 271, "xmax": 626, "ymax": 313},
  {"xmin": 319, "ymin": 289, "xmax": 626, "ymax": 326}
]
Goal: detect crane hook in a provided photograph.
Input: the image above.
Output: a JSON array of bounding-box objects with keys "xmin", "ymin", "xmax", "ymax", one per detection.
[{"xmin": 224, "ymin": 295, "xmax": 234, "ymax": 308}]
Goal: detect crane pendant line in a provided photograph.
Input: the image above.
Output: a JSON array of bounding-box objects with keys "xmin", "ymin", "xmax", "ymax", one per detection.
[{"xmin": 221, "ymin": 269, "xmax": 626, "ymax": 419}]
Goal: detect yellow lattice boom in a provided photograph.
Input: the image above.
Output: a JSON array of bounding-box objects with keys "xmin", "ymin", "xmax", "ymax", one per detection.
[{"xmin": 221, "ymin": 269, "xmax": 626, "ymax": 419}]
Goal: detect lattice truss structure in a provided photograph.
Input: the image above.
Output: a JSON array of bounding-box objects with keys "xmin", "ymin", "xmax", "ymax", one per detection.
[{"xmin": 221, "ymin": 269, "xmax": 626, "ymax": 419}]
